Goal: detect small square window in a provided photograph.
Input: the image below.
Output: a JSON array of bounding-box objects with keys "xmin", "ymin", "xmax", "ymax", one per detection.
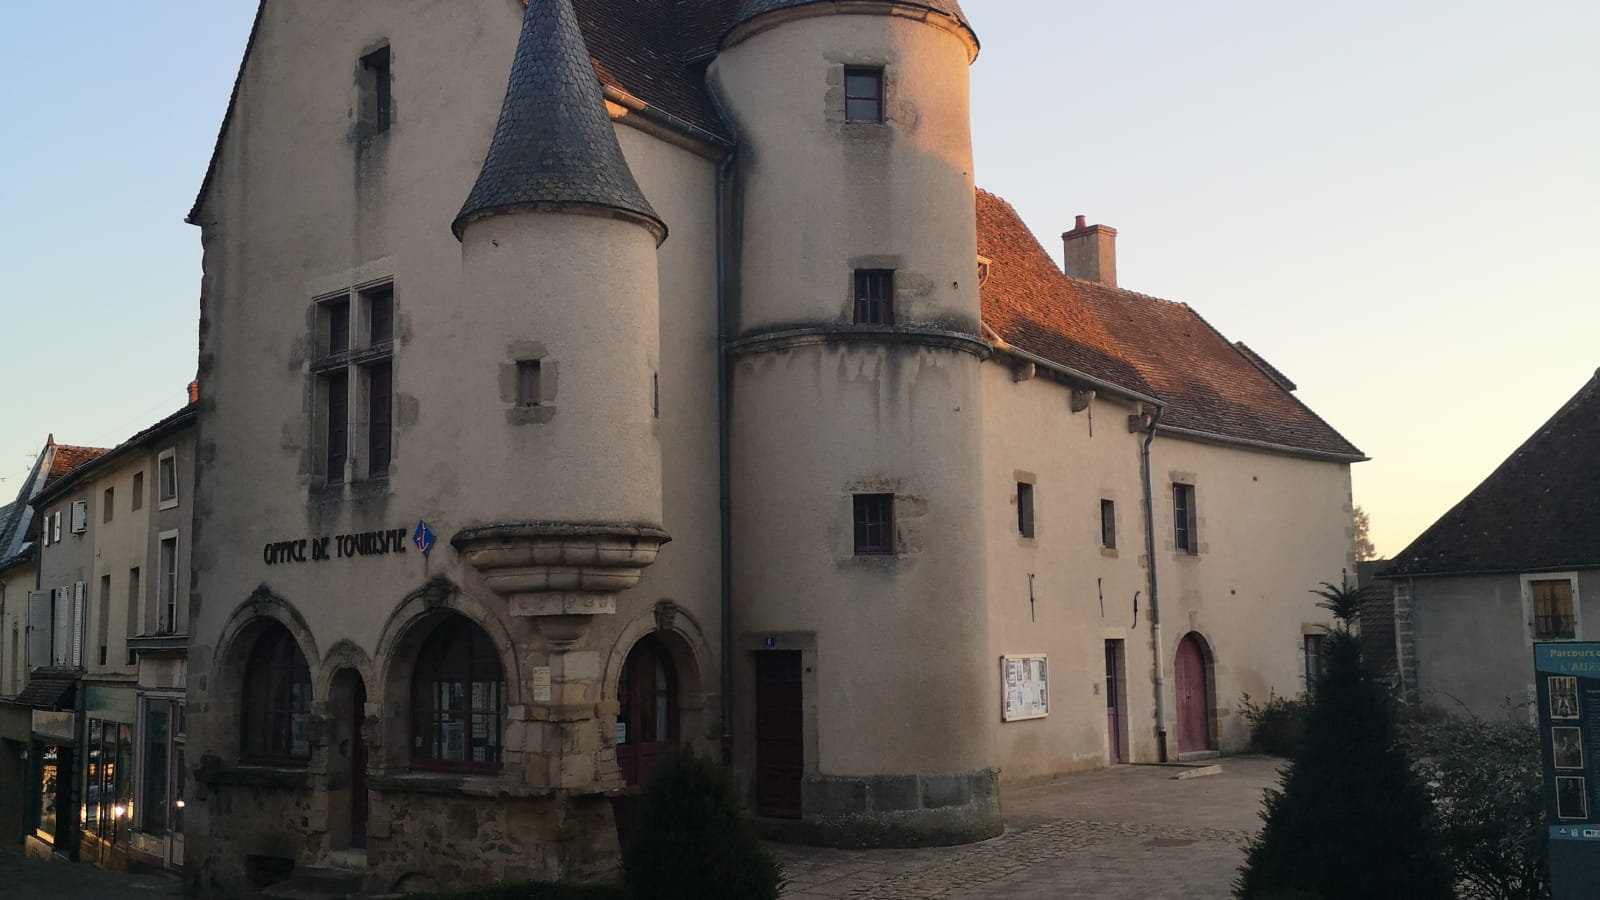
[
  {"xmin": 1017, "ymin": 483, "xmax": 1035, "ymax": 538},
  {"xmin": 361, "ymin": 46, "xmax": 392, "ymax": 135},
  {"xmin": 853, "ymin": 493, "xmax": 895, "ymax": 556},
  {"xmin": 844, "ymin": 67, "xmax": 884, "ymax": 123},
  {"xmin": 1100, "ymin": 499, "xmax": 1116, "ymax": 549},
  {"xmin": 1173, "ymin": 483, "xmax": 1196, "ymax": 553},
  {"xmin": 853, "ymin": 269, "xmax": 895, "ymax": 325},
  {"xmin": 517, "ymin": 360, "xmax": 543, "ymax": 408},
  {"xmin": 131, "ymin": 472, "xmax": 144, "ymax": 511}
]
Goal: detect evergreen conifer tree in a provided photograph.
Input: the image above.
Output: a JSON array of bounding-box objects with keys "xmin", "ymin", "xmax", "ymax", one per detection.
[
  {"xmin": 623, "ymin": 748, "xmax": 784, "ymax": 900},
  {"xmin": 1236, "ymin": 606, "xmax": 1452, "ymax": 899}
]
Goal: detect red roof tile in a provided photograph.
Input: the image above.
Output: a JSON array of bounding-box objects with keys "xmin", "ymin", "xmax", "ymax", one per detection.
[
  {"xmin": 977, "ymin": 190, "xmax": 1362, "ymax": 459},
  {"xmin": 47, "ymin": 444, "xmax": 109, "ymax": 479}
]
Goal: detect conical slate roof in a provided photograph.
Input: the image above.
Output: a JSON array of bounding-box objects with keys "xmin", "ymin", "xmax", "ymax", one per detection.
[
  {"xmin": 731, "ymin": 0, "xmax": 977, "ymax": 52},
  {"xmin": 453, "ymin": 0, "xmax": 665, "ymax": 242}
]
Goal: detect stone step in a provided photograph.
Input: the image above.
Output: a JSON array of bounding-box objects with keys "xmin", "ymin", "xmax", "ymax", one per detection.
[{"xmin": 261, "ymin": 866, "xmax": 369, "ymax": 900}]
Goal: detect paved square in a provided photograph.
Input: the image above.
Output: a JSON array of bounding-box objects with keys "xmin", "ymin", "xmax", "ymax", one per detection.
[{"xmin": 773, "ymin": 757, "xmax": 1282, "ymax": 900}]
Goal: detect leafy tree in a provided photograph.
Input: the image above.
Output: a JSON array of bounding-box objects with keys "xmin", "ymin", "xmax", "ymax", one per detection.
[
  {"xmin": 623, "ymin": 748, "xmax": 784, "ymax": 900},
  {"xmin": 1353, "ymin": 505, "xmax": 1376, "ymax": 562},
  {"xmin": 1236, "ymin": 627, "xmax": 1452, "ymax": 899}
]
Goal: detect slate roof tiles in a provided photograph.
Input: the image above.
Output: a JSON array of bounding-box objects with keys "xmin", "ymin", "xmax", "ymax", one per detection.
[
  {"xmin": 454, "ymin": 0, "xmax": 666, "ymax": 241},
  {"xmin": 1385, "ymin": 372, "xmax": 1600, "ymax": 577}
]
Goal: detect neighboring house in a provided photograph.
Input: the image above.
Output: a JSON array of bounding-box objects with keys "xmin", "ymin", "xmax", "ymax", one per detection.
[
  {"xmin": 17, "ymin": 404, "xmax": 197, "ymax": 869},
  {"xmin": 0, "ymin": 438, "xmax": 108, "ymax": 857},
  {"xmin": 1383, "ymin": 370, "xmax": 1600, "ymax": 717},
  {"xmin": 183, "ymin": 1, "xmax": 1362, "ymax": 894}
]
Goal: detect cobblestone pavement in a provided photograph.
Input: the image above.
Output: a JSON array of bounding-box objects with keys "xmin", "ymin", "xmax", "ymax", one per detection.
[{"xmin": 774, "ymin": 756, "xmax": 1282, "ymax": 900}]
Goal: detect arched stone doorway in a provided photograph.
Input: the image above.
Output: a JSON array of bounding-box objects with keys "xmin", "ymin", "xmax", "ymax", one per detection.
[
  {"xmin": 616, "ymin": 634, "xmax": 678, "ymax": 786},
  {"xmin": 1174, "ymin": 633, "xmax": 1214, "ymax": 754},
  {"xmin": 328, "ymin": 668, "xmax": 369, "ymax": 851}
]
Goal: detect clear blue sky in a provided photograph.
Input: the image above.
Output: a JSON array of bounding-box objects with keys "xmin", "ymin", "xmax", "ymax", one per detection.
[{"xmin": 2, "ymin": 1, "xmax": 1596, "ymax": 558}]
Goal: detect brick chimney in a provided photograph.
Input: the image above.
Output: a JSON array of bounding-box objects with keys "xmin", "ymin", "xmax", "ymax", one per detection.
[{"xmin": 1062, "ymin": 215, "xmax": 1117, "ymax": 287}]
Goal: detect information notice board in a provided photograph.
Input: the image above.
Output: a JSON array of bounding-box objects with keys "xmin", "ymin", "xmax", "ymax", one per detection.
[
  {"xmin": 1534, "ymin": 642, "xmax": 1600, "ymax": 898},
  {"xmin": 1001, "ymin": 654, "xmax": 1049, "ymax": 722}
]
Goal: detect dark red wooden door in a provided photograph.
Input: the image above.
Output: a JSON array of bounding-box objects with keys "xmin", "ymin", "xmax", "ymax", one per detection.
[
  {"xmin": 1105, "ymin": 641, "xmax": 1122, "ymax": 764},
  {"xmin": 755, "ymin": 651, "xmax": 803, "ymax": 819},
  {"xmin": 351, "ymin": 679, "xmax": 369, "ymax": 848},
  {"xmin": 1175, "ymin": 635, "xmax": 1210, "ymax": 753},
  {"xmin": 618, "ymin": 636, "xmax": 677, "ymax": 786}
]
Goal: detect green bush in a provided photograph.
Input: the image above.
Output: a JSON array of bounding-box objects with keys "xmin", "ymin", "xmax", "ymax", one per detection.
[
  {"xmin": 1239, "ymin": 691, "xmax": 1310, "ymax": 757},
  {"xmin": 1236, "ymin": 630, "xmax": 1452, "ymax": 899},
  {"xmin": 623, "ymin": 748, "xmax": 785, "ymax": 900},
  {"xmin": 1401, "ymin": 714, "xmax": 1548, "ymax": 899}
]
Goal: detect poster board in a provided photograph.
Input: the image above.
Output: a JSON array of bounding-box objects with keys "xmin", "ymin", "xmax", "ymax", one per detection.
[
  {"xmin": 1534, "ymin": 642, "xmax": 1600, "ymax": 899},
  {"xmin": 1001, "ymin": 654, "xmax": 1049, "ymax": 722}
]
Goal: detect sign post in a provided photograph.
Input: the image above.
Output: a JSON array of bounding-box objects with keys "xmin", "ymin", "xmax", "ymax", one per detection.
[{"xmin": 1534, "ymin": 642, "xmax": 1600, "ymax": 897}]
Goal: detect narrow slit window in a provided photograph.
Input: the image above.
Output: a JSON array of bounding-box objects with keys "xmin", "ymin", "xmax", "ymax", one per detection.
[
  {"xmin": 366, "ymin": 360, "xmax": 393, "ymax": 478},
  {"xmin": 103, "ymin": 487, "xmax": 114, "ymax": 524},
  {"xmin": 1100, "ymin": 499, "xmax": 1116, "ymax": 549},
  {"xmin": 361, "ymin": 46, "xmax": 392, "ymax": 134},
  {"xmin": 844, "ymin": 67, "xmax": 884, "ymax": 123},
  {"xmin": 854, "ymin": 269, "xmax": 895, "ymax": 325},
  {"xmin": 517, "ymin": 360, "xmax": 542, "ymax": 408},
  {"xmin": 853, "ymin": 493, "xmax": 895, "ymax": 556},
  {"xmin": 1017, "ymin": 483, "xmax": 1035, "ymax": 538},
  {"xmin": 131, "ymin": 472, "xmax": 143, "ymax": 511},
  {"xmin": 1173, "ymin": 483, "xmax": 1196, "ymax": 553}
]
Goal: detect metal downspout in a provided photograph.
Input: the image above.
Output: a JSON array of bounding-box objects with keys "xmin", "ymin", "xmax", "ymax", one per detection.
[
  {"xmin": 708, "ymin": 81, "xmax": 740, "ymax": 764},
  {"xmin": 1140, "ymin": 404, "xmax": 1169, "ymax": 761}
]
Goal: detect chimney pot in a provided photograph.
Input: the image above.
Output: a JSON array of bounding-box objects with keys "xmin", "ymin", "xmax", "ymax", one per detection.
[{"xmin": 1075, "ymin": 215, "xmax": 1087, "ymax": 230}]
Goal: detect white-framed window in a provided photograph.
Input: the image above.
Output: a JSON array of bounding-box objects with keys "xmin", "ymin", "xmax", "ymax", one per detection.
[
  {"xmin": 157, "ymin": 449, "xmax": 179, "ymax": 509},
  {"xmin": 157, "ymin": 531, "xmax": 180, "ymax": 635},
  {"xmin": 1524, "ymin": 572, "xmax": 1581, "ymax": 643}
]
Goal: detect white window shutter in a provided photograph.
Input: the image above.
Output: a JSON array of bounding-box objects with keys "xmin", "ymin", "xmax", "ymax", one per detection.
[
  {"xmin": 52, "ymin": 511, "xmax": 62, "ymax": 543},
  {"xmin": 72, "ymin": 581, "xmax": 85, "ymax": 668},
  {"xmin": 26, "ymin": 590, "xmax": 50, "ymax": 670},
  {"xmin": 69, "ymin": 500, "xmax": 87, "ymax": 534}
]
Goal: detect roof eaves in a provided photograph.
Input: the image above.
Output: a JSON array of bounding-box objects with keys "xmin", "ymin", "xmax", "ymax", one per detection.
[
  {"xmin": 32, "ymin": 407, "xmax": 197, "ymax": 508},
  {"xmin": 187, "ymin": 0, "xmax": 267, "ymax": 226},
  {"xmin": 1156, "ymin": 423, "xmax": 1370, "ymax": 463}
]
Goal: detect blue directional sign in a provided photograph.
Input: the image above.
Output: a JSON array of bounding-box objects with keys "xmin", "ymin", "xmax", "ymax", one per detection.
[{"xmin": 413, "ymin": 520, "xmax": 436, "ymax": 557}]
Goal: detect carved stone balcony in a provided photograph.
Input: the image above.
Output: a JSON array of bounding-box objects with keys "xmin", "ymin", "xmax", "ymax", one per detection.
[{"xmin": 451, "ymin": 522, "xmax": 670, "ymax": 618}]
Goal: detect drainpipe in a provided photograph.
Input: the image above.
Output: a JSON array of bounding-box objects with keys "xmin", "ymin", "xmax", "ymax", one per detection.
[
  {"xmin": 707, "ymin": 80, "xmax": 740, "ymax": 765},
  {"xmin": 1139, "ymin": 403, "xmax": 1169, "ymax": 761}
]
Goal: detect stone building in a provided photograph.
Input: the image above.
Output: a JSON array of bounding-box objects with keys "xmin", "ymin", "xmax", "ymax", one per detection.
[
  {"xmin": 8, "ymin": 406, "xmax": 198, "ymax": 870},
  {"xmin": 1381, "ymin": 371, "xmax": 1600, "ymax": 716},
  {"xmin": 184, "ymin": 0, "xmax": 1363, "ymax": 894}
]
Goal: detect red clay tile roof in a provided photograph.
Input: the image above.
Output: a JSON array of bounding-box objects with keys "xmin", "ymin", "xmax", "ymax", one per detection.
[
  {"xmin": 47, "ymin": 444, "xmax": 109, "ymax": 479},
  {"xmin": 977, "ymin": 190, "xmax": 1363, "ymax": 459}
]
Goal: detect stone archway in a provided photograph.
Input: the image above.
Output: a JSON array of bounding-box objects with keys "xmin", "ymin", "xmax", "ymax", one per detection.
[{"xmin": 616, "ymin": 634, "xmax": 678, "ymax": 786}]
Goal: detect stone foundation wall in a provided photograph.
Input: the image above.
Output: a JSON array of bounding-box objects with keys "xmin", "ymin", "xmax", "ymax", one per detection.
[
  {"xmin": 368, "ymin": 785, "xmax": 620, "ymax": 893},
  {"xmin": 191, "ymin": 780, "xmax": 315, "ymax": 897},
  {"xmin": 763, "ymin": 767, "xmax": 1003, "ymax": 849}
]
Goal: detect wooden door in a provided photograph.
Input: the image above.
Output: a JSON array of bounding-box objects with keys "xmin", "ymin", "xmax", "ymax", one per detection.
[
  {"xmin": 1105, "ymin": 640, "xmax": 1123, "ymax": 764},
  {"xmin": 1175, "ymin": 634, "xmax": 1210, "ymax": 753},
  {"xmin": 755, "ymin": 651, "xmax": 803, "ymax": 819},
  {"xmin": 351, "ymin": 679, "xmax": 369, "ymax": 849},
  {"xmin": 617, "ymin": 636, "xmax": 677, "ymax": 786}
]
